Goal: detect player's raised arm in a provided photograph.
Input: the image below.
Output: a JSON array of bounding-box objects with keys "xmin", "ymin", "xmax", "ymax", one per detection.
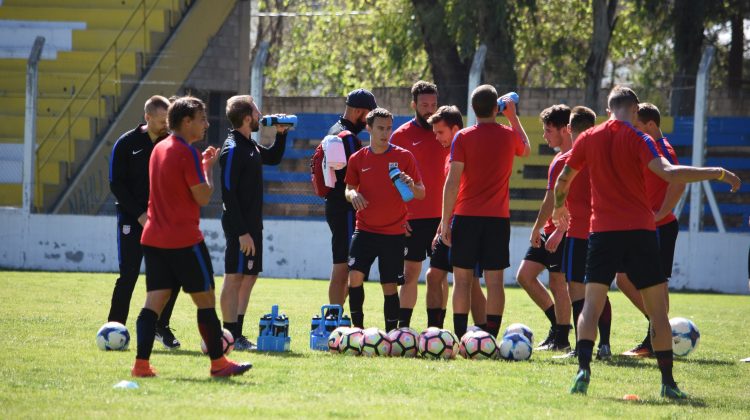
[
  {"xmin": 190, "ymin": 145, "xmax": 219, "ymax": 206},
  {"xmin": 502, "ymin": 99, "xmax": 531, "ymax": 158},
  {"xmin": 646, "ymin": 157, "xmax": 741, "ymax": 193}
]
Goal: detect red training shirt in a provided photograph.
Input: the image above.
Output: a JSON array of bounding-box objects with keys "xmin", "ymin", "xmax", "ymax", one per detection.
[
  {"xmin": 390, "ymin": 119, "xmax": 449, "ymax": 220},
  {"xmin": 344, "ymin": 145, "xmax": 422, "ymax": 235},
  {"xmin": 561, "ymin": 149, "xmax": 592, "ymax": 240},
  {"xmin": 543, "ymin": 152, "xmax": 567, "ymax": 235},
  {"xmin": 645, "ymin": 137, "xmax": 679, "ymax": 227},
  {"xmin": 450, "ymin": 123, "xmax": 526, "ymax": 218},
  {"xmin": 566, "ymin": 120, "xmax": 662, "ymax": 232},
  {"xmin": 141, "ymin": 135, "xmax": 206, "ymax": 248}
]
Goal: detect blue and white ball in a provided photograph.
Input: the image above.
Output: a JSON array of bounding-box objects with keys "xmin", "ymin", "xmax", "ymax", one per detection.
[
  {"xmin": 503, "ymin": 323, "xmax": 534, "ymax": 346},
  {"xmin": 498, "ymin": 333, "xmax": 532, "ymax": 361},
  {"xmin": 96, "ymin": 322, "xmax": 130, "ymax": 351},
  {"xmin": 670, "ymin": 317, "xmax": 700, "ymax": 357}
]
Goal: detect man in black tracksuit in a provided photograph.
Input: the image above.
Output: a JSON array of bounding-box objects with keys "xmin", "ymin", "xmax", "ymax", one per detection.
[
  {"xmin": 325, "ymin": 89, "xmax": 377, "ymax": 315},
  {"xmin": 219, "ymin": 95, "xmax": 289, "ymax": 350},
  {"xmin": 107, "ymin": 95, "xmax": 182, "ymax": 349}
]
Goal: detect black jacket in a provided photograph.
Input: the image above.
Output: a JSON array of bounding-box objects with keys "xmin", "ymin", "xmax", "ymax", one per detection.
[{"xmin": 109, "ymin": 124, "xmax": 160, "ymax": 221}]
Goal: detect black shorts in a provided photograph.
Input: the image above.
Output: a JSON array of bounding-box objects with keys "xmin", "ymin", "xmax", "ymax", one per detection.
[
  {"xmin": 224, "ymin": 230, "xmax": 263, "ymax": 275},
  {"xmin": 450, "ymin": 216, "xmax": 510, "ymax": 271},
  {"xmin": 143, "ymin": 241, "xmax": 215, "ymax": 293},
  {"xmin": 326, "ymin": 200, "xmax": 356, "ymax": 264},
  {"xmin": 523, "ymin": 232, "xmax": 564, "ymax": 273},
  {"xmin": 656, "ymin": 220, "xmax": 678, "ymax": 278},
  {"xmin": 562, "ymin": 237, "xmax": 588, "ymax": 283},
  {"xmin": 348, "ymin": 230, "xmax": 405, "ymax": 285},
  {"xmin": 430, "ymin": 236, "xmax": 452, "ymax": 272},
  {"xmin": 586, "ymin": 230, "xmax": 665, "ymax": 290},
  {"xmin": 405, "ymin": 218, "xmax": 440, "ymax": 262}
]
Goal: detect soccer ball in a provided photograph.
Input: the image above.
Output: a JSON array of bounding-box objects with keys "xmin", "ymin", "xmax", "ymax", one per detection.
[
  {"xmin": 467, "ymin": 325, "xmax": 483, "ymax": 334},
  {"xmin": 498, "ymin": 333, "xmax": 532, "ymax": 361},
  {"xmin": 360, "ymin": 327, "xmax": 391, "ymax": 357},
  {"xmin": 503, "ymin": 323, "xmax": 534, "ymax": 346},
  {"xmin": 460, "ymin": 330, "xmax": 498, "ymax": 360},
  {"xmin": 200, "ymin": 328, "xmax": 234, "ymax": 355},
  {"xmin": 419, "ymin": 327, "xmax": 458, "ymax": 359},
  {"xmin": 339, "ymin": 328, "xmax": 364, "ymax": 356},
  {"xmin": 387, "ymin": 327, "xmax": 419, "ymax": 357},
  {"xmin": 670, "ymin": 317, "xmax": 700, "ymax": 357},
  {"xmin": 328, "ymin": 327, "xmax": 351, "ymax": 354},
  {"xmin": 96, "ymin": 322, "xmax": 130, "ymax": 351}
]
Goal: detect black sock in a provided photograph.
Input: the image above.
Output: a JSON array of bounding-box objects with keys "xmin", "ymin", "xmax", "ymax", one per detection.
[
  {"xmin": 655, "ymin": 350, "xmax": 676, "ymax": 386},
  {"xmin": 223, "ymin": 321, "xmax": 239, "ymax": 339},
  {"xmin": 544, "ymin": 304, "xmax": 557, "ymax": 327},
  {"xmin": 453, "ymin": 313, "xmax": 469, "ymax": 339},
  {"xmin": 237, "ymin": 314, "xmax": 245, "ymax": 337},
  {"xmin": 157, "ymin": 287, "xmax": 180, "ymax": 328},
  {"xmin": 598, "ymin": 297, "xmax": 612, "ymax": 346},
  {"xmin": 384, "ymin": 294, "xmax": 400, "ymax": 332},
  {"xmin": 486, "ymin": 314, "xmax": 502, "ymax": 338},
  {"xmin": 571, "ymin": 299, "xmax": 585, "ymax": 340},
  {"xmin": 349, "ymin": 286, "xmax": 365, "ymax": 328},
  {"xmin": 427, "ymin": 308, "xmax": 442, "ymax": 328},
  {"xmin": 398, "ymin": 308, "xmax": 413, "ymax": 329},
  {"xmin": 440, "ymin": 309, "xmax": 447, "ymax": 326},
  {"xmin": 476, "ymin": 323, "xmax": 487, "ymax": 331},
  {"xmin": 197, "ymin": 308, "xmax": 224, "ymax": 360},
  {"xmin": 135, "ymin": 308, "xmax": 158, "ymax": 360},
  {"xmin": 577, "ymin": 339, "xmax": 595, "ymax": 372},
  {"xmin": 555, "ymin": 324, "xmax": 572, "ymax": 346}
]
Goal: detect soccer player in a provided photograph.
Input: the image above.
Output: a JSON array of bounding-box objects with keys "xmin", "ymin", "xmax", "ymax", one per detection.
[
  {"xmin": 426, "ymin": 105, "xmax": 487, "ymax": 329},
  {"xmin": 107, "ymin": 95, "xmax": 181, "ymax": 349},
  {"xmin": 553, "ymin": 86, "xmax": 740, "ymax": 398},
  {"xmin": 441, "ymin": 85, "xmax": 531, "ymax": 339},
  {"xmin": 389, "ymin": 81, "xmax": 444, "ymax": 328},
  {"xmin": 325, "ymin": 89, "xmax": 377, "ymax": 315},
  {"xmin": 131, "ymin": 96, "xmax": 252, "ymax": 378},
  {"xmin": 516, "ymin": 104, "xmax": 573, "ymax": 352},
  {"xmin": 345, "ymin": 108, "xmax": 425, "ymax": 332},
  {"xmin": 618, "ymin": 103, "xmax": 685, "ymax": 357},
  {"xmin": 219, "ymin": 95, "xmax": 289, "ymax": 351}
]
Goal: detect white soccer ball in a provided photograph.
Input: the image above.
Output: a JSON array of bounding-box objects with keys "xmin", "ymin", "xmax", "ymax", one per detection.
[
  {"xmin": 419, "ymin": 327, "xmax": 458, "ymax": 359},
  {"xmin": 670, "ymin": 317, "xmax": 700, "ymax": 357},
  {"xmin": 360, "ymin": 327, "xmax": 391, "ymax": 357},
  {"xmin": 503, "ymin": 323, "xmax": 534, "ymax": 346},
  {"xmin": 387, "ymin": 327, "xmax": 419, "ymax": 357},
  {"xmin": 339, "ymin": 328, "xmax": 364, "ymax": 356},
  {"xmin": 498, "ymin": 333, "xmax": 532, "ymax": 361},
  {"xmin": 200, "ymin": 328, "xmax": 234, "ymax": 355},
  {"xmin": 96, "ymin": 322, "xmax": 130, "ymax": 351},
  {"xmin": 459, "ymin": 330, "xmax": 498, "ymax": 360},
  {"xmin": 328, "ymin": 327, "xmax": 351, "ymax": 354}
]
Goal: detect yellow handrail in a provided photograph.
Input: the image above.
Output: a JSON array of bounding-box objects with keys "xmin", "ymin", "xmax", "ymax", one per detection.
[{"xmin": 34, "ymin": 0, "xmax": 188, "ymax": 210}]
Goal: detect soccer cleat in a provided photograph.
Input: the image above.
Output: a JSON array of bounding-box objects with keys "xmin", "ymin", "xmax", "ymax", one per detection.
[
  {"xmin": 661, "ymin": 383, "xmax": 689, "ymax": 399},
  {"xmin": 596, "ymin": 344, "xmax": 612, "ymax": 360},
  {"xmin": 570, "ymin": 369, "xmax": 590, "ymax": 395},
  {"xmin": 155, "ymin": 325, "xmax": 181, "ymax": 350},
  {"xmin": 535, "ymin": 327, "xmax": 555, "ymax": 350},
  {"xmin": 131, "ymin": 359, "xmax": 157, "ymax": 377},
  {"xmin": 234, "ymin": 335, "xmax": 257, "ymax": 351},
  {"xmin": 210, "ymin": 359, "xmax": 253, "ymax": 377},
  {"xmin": 622, "ymin": 340, "xmax": 653, "ymax": 358},
  {"xmin": 537, "ymin": 340, "xmax": 571, "ymax": 352},
  {"xmin": 552, "ymin": 349, "xmax": 578, "ymax": 359},
  {"xmin": 741, "ymin": 357, "xmax": 750, "ymax": 363}
]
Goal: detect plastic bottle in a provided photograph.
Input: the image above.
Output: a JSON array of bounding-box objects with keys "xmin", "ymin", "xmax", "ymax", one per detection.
[
  {"xmin": 497, "ymin": 92, "xmax": 519, "ymax": 112},
  {"xmin": 388, "ymin": 167, "xmax": 414, "ymax": 202},
  {"xmin": 260, "ymin": 114, "xmax": 297, "ymax": 127}
]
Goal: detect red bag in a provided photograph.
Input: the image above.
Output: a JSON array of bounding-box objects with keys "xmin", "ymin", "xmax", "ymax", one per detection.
[{"xmin": 311, "ymin": 130, "xmax": 354, "ymax": 198}]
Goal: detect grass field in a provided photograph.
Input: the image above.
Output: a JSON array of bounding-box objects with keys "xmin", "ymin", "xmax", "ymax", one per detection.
[{"xmin": 1, "ymin": 271, "xmax": 748, "ymax": 418}]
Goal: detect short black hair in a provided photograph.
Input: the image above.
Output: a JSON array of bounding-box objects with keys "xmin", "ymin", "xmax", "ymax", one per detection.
[
  {"xmin": 366, "ymin": 107, "xmax": 393, "ymax": 127},
  {"xmin": 427, "ymin": 105, "xmax": 463, "ymax": 129},
  {"xmin": 569, "ymin": 106, "xmax": 596, "ymax": 134},
  {"xmin": 471, "ymin": 84, "xmax": 498, "ymax": 118},
  {"xmin": 168, "ymin": 96, "xmax": 205, "ymax": 131},
  {"xmin": 411, "ymin": 80, "xmax": 438, "ymax": 103},
  {"xmin": 540, "ymin": 104, "xmax": 571, "ymax": 129},
  {"xmin": 607, "ymin": 85, "xmax": 639, "ymax": 111},
  {"xmin": 637, "ymin": 102, "xmax": 661, "ymax": 128}
]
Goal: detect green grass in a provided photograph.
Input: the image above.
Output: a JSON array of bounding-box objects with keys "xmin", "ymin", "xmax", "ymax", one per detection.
[{"xmin": 1, "ymin": 271, "xmax": 748, "ymax": 418}]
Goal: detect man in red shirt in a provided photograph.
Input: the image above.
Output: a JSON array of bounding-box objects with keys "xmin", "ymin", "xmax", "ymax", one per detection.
[
  {"xmin": 617, "ymin": 103, "xmax": 686, "ymax": 357},
  {"xmin": 553, "ymin": 86, "xmax": 740, "ymax": 398},
  {"xmin": 390, "ymin": 81, "xmax": 444, "ymax": 329},
  {"xmin": 441, "ymin": 84, "xmax": 531, "ymax": 339},
  {"xmin": 345, "ymin": 108, "xmax": 425, "ymax": 332},
  {"xmin": 516, "ymin": 104, "xmax": 573, "ymax": 352},
  {"xmin": 132, "ymin": 96, "xmax": 252, "ymax": 378}
]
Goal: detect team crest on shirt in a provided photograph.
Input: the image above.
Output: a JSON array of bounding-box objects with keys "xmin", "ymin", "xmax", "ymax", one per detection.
[
  {"xmin": 404, "ymin": 247, "xmax": 409, "ymax": 256},
  {"xmin": 388, "ymin": 162, "xmax": 399, "ymax": 169},
  {"xmin": 349, "ymin": 257, "xmax": 356, "ymax": 266},
  {"xmin": 247, "ymin": 260, "xmax": 254, "ymax": 271},
  {"xmin": 122, "ymin": 225, "xmax": 131, "ymax": 235}
]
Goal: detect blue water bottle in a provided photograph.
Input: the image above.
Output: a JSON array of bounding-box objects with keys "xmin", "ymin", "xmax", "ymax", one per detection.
[
  {"xmin": 389, "ymin": 167, "xmax": 414, "ymax": 202},
  {"xmin": 260, "ymin": 114, "xmax": 297, "ymax": 127},
  {"xmin": 497, "ymin": 92, "xmax": 519, "ymax": 112}
]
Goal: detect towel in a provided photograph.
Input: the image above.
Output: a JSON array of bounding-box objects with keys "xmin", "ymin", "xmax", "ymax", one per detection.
[{"xmin": 321, "ymin": 135, "xmax": 346, "ymax": 188}]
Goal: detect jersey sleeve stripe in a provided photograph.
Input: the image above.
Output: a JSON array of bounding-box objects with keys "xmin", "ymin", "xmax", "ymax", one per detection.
[
  {"xmin": 657, "ymin": 138, "xmax": 676, "ymax": 164},
  {"xmin": 108, "ymin": 140, "xmax": 121, "ymax": 182},
  {"xmin": 624, "ymin": 121, "xmax": 660, "ymax": 158},
  {"xmin": 187, "ymin": 145, "xmax": 206, "ymax": 183},
  {"xmin": 224, "ymin": 145, "xmax": 235, "ymax": 190}
]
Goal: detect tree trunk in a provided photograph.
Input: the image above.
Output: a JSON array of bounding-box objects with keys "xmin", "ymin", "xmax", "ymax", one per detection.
[
  {"xmin": 584, "ymin": 0, "xmax": 618, "ymax": 114},
  {"xmin": 727, "ymin": 6, "xmax": 744, "ymax": 91},
  {"xmin": 671, "ymin": 0, "xmax": 707, "ymax": 116},
  {"xmin": 411, "ymin": 0, "xmax": 470, "ymax": 112},
  {"xmin": 477, "ymin": 0, "xmax": 517, "ymax": 95}
]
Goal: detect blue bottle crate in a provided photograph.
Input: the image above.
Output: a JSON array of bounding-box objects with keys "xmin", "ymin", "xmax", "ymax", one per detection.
[
  {"xmin": 257, "ymin": 305, "xmax": 290, "ymax": 352},
  {"xmin": 310, "ymin": 304, "xmax": 350, "ymax": 351}
]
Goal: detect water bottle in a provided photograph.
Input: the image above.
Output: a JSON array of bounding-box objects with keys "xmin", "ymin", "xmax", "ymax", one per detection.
[
  {"xmin": 311, "ymin": 314, "xmax": 322, "ymax": 331},
  {"xmin": 388, "ymin": 167, "xmax": 414, "ymax": 202},
  {"xmin": 260, "ymin": 114, "xmax": 297, "ymax": 127},
  {"xmin": 340, "ymin": 314, "xmax": 352, "ymax": 328},
  {"xmin": 273, "ymin": 313, "xmax": 288, "ymax": 337},
  {"xmin": 324, "ymin": 314, "xmax": 337, "ymax": 333},
  {"xmin": 497, "ymin": 92, "xmax": 519, "ymax": 112},
  {"xmin": 259, "ymin": 313, "xmax": 272, "ymax": 336}
]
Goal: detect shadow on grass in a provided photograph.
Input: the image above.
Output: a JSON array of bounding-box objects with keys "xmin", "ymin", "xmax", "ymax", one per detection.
[
  {"xmin": 253, "ymin": 350, "xmax": 308, "ymax": 358},
  {"xmin": 677, "ymin": 358, "xmax": 736, "ymax": 366},
  {"xmin": 171, "ymin": 376, "xmax": 258, "ymax": 385},
  {"xmin": 153, "ymin": 349, "xmax": 205, "ymax": 357},
  {"xmin": 601, "ymin": 395, "xmax": 707, "ymax": 408}
]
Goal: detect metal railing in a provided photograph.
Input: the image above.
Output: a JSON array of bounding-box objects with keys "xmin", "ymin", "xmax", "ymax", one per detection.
[{"xmin": 34, "ymin": 0, "xmax": 187, "ymax": 210}]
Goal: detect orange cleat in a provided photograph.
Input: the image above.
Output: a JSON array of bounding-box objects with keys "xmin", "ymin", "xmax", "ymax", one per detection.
[
  {"xmin": 131, "ymin": 359, "xmax": 158, "ymax": 377},
  {"xmin": 210, "ymin": 357, "xmax": 253, "ymax": 377}
]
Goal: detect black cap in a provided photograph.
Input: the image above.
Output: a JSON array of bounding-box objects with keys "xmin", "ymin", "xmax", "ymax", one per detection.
[{"xmin": 346, "ymin": 88, "xmax": 377, "ymax": 110}]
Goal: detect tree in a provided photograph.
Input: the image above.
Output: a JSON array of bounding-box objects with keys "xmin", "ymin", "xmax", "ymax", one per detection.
[
  {"xmin": 477, "ymin": 0, "xmax": 518, "ymax": 94},
  {"xmin": 584, "ymin": 0, "xmax": 618, "ymax": 112},
  {"xmin": 671, "ymin": 0, "xmax": 709, "ymax": 116}
]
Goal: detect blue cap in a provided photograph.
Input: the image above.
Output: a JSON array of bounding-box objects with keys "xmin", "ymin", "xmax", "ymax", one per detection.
[{"xmin": 346, "ymin": 88, "xmax": 377, "ymax": 110}]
